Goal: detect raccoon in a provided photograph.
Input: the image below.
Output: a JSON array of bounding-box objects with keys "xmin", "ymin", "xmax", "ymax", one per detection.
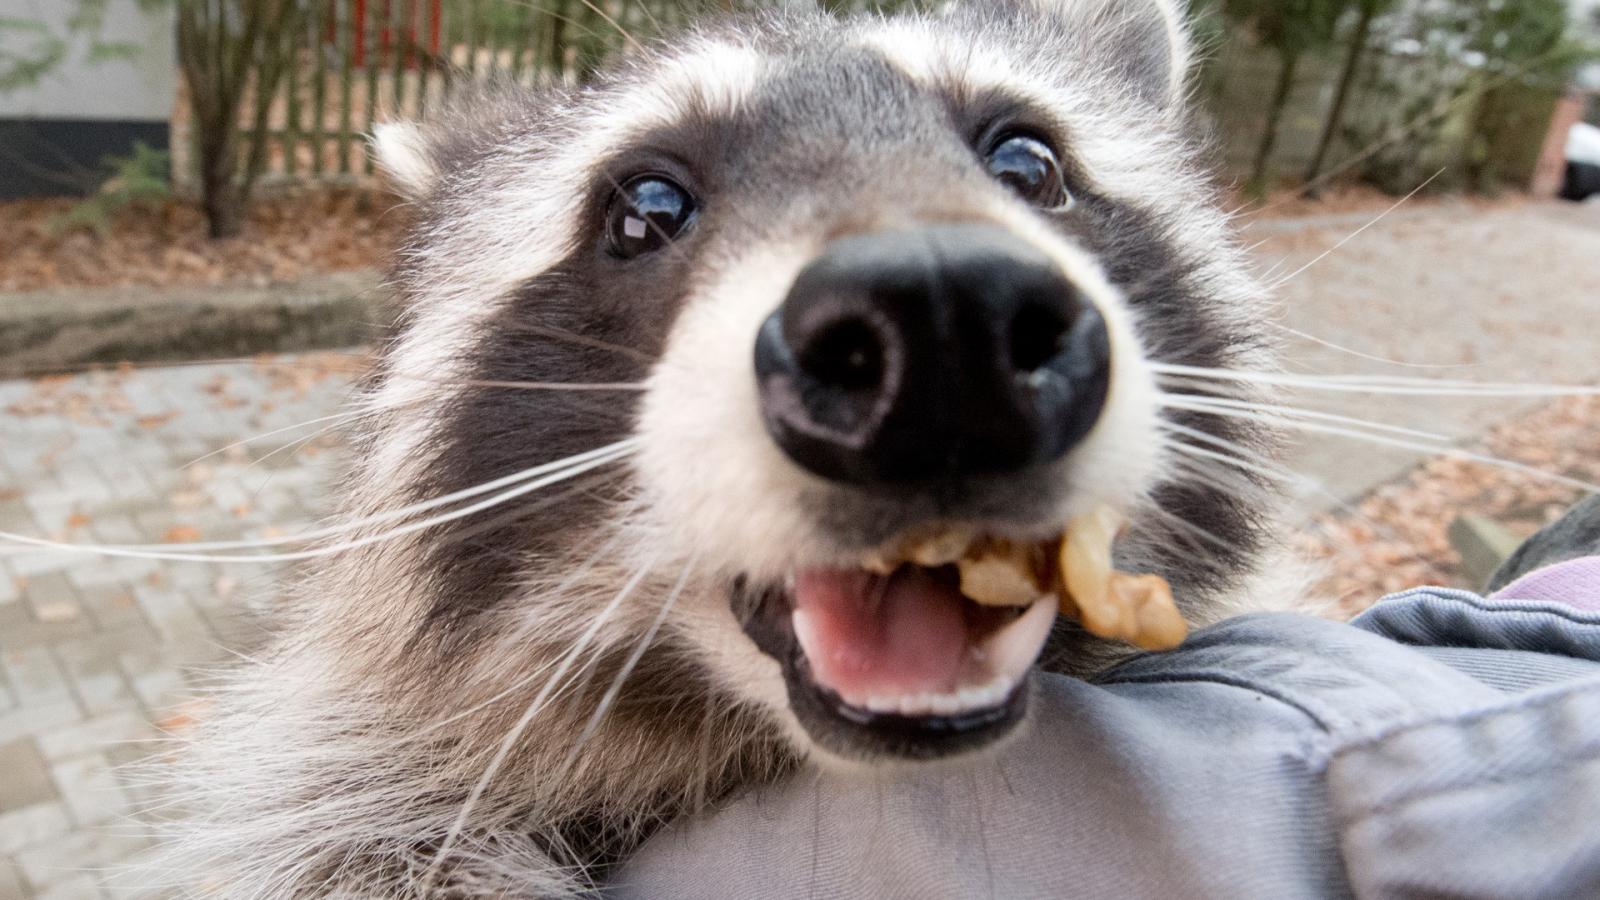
[{"xmin": 162, "ymin": 0, "xmax": 1282, "ymax": 895}]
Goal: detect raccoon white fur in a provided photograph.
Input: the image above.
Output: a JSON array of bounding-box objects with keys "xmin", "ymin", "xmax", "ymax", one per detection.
[{"xmin": 161, "ymin": 0, "xmax": 1283, "ymax": 895}]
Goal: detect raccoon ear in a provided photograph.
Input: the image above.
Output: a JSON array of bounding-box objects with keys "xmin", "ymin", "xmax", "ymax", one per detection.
[
  {"xmin": 372, "ymin": 121, "xmax": 440, "ymax": 200},
  {"xmin": 1025, "ymin": 0, "xmax": 1193, "ymax": 109}
]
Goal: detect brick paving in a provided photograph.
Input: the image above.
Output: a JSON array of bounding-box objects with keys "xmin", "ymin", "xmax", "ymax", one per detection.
[{"xmin": 0, "ymin": 356, "xmax": 355, "ymax": 898}]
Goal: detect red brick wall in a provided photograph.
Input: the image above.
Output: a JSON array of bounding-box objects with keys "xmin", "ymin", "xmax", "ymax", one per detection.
[{"xmin": 1532, "ymin": 92, "xmax": 1588, "ymax": 197}]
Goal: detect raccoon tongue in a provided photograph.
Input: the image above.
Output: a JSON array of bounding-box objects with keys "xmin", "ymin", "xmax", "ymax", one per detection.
[{"xmin": 790, "ymin": 567, "xmax": 968, "ymax": 702}]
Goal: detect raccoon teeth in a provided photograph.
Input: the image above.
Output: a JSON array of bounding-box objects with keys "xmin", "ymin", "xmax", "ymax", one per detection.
[
  {"xmin": 850, "ymin": 675, "xmax": 1016, "ymax": 719},
  {"xmin": 857, "ymin": 504, "xmax": 1190, "ymax": 652}
]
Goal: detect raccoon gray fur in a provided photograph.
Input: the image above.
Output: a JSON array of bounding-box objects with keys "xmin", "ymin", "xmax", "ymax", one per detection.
[{"xmin": 162, "ymin": 0, "xmax": 1282, "ymax": 895}]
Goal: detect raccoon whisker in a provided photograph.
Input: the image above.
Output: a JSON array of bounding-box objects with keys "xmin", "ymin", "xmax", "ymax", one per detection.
[
  {"xmin": 1129, "ymin": 494, "xmax": 1247, "ymax": 573},
  {"xmin": 424, "ymin": 556, "xmax": 661, "ymax": 887},
  {"xmin": 1268, "ymin": 323, "xmax": 1476, "ymax": 370},
  {"xmin": 0, "ymin": 442, "xmax": 636, "ymax": 563},
  {"xmin": 181, "ymin": 405, "xmax": 397, "ymax": 470},
  {"xmin": 244, "ymin": 418, "xmax": 348, "ymax": 476},
  {"xmin": 430, "ymin": 473, "xmax": 619, "ymax": 556},
  {"xmin": 1161, "ymin": 394, "xmax": 1452, "ymax": 443},
  {"xmin": 570, "ymin": 0, "xmax": 645, "ymax": 53},
  {"xmin": 1165, "ymin": 403, "xmax": 1600, "ymax": 496},
  {"xmin": 496, "ymin": 1, "xmax": 622, "ymax": 61},
  {"xmin": 1159, "ymin": 430, "xmax": 1295, "ymax": 489},
  {"xmin": 174, "ymin": 375, "xmax": 634, "ymax": 473},
  {"xmin": 1153, "ymin": 365, "xmax": 1600, "ymax": 399},
  {"xmin": 447, "ymin": 379, "xmax": 646, "ymax": 393},
  {"xmin": 504, "ymin": 322, "xmax": 654, "ymax": 364},
  {"xmin": 547, "ymin": 563, "xmax": 694, "ymax": 800},
  {"xmin": 1263, "ymin": 168, "xmax": 1444, "ymax": 291},
  {"xmin": 1160, "ymin": 420, "xmax": 1458, "ymax": 584},
  {"xmin": 19, "ymin": 441, "xmax": 636, "ymax": 554},
  {"xmin": 402, "ymin": 533, "xmax": 635, "ymax": 741}
]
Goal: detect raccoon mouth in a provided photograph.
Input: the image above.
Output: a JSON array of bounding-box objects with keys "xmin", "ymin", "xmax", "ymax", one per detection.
[
  {"xmin": 738, "ymin": 511, "xmax": 1184, "ymax": 758},
  {"xmin": 737, "ymin": 551, "xmax": 1057, "ymax": 759},
  {"xmin": 789, "ymin": 566, "xmax": 1054, "ymax": 721}
]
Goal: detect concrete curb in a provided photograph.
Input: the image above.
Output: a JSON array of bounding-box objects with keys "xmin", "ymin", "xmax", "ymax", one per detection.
[{"xmin": 0, "ymin": 270, "xmax": 385, "ymax": 378}]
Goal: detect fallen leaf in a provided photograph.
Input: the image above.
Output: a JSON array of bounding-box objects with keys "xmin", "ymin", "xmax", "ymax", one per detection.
[{"xmin": 163, "ymin": 525, "xmax": 202, "ymax": 543}]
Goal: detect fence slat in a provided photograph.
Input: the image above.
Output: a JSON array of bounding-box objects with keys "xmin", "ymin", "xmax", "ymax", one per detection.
[
  {"xmin": 339, "ymin": 0, "xmax": 357, "ymax": 173},
  {"xmin": 416, "ymin": 0, "xmax": 434, "ymax": 117},
  {"xmin": 283, "ymin": 5, "xmax": 303, "ymax": 177},
  {"xmin": 362, "ymin": 0, "xmax": 381, "ymax": 173},
  {"xmin": 310, "ymin": 0, "xmax": 327, "ymax": 175},
  {"xmin": 390, "ymin": 0, "xmax": 409, "ymax": 122}
]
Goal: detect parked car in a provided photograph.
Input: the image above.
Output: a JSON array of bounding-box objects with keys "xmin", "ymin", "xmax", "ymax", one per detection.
[{"xmin": 1563, "ymin": 121, "xmax": 1600, "ymax": 201}]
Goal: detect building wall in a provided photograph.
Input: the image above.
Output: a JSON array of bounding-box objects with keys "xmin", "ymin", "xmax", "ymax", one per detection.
[{"xmin": 0, "ymin": 0, "xmax": 176, "ymax": 198}]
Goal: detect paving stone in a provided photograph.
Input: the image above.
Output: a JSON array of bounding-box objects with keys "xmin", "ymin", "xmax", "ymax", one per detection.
[
  {"xmin": 0, "ymin": 614, "xmax": 95, "ymax": 653},
  {"xmin": 0, "ymin": 803, "xmax": 71, "ymax": 855},
  {"xmin": 4, "ymin": 553, "xmax": 78, "ymax": 582},
  {"xmin": 127, "ymin": 588, "xmax": 209, "ymax": 646},
  {"xmin": 32, "ymin": 874, "xmax": 100, "ymax": 900},
  {"xmin": 13, "ymin": 829, "xmax": 148, "ymax": 891},
  {"xmin": 0, "ymin": 359, "xmax": 384, "ymax": 877},
  {"xmin": 0, "ymin": 742, "xmax": 54, "ymax": 813},
  {"xmin": 0, "ymin": 567, "xmax": 18, "ymax": 606},
  {"xmin": 0, "ymin": 702, "xmax": 80, "ymax": 746},
  {"xmin": 49, "ymin": 756, "xmax": 129, "ymax": 828},
  {"xmin": 122, "ymin": 669, "xmax": 187, "ymax": 720},
  {"xmin": 70, "ymin": 588, "xmax": 145, "ymax": 634},
  {"xmin": 64, "ymin": 559, "xmax": 158, "ymax": 593},
  {"xmin": 19, "ymin": 576, "xmax": 80, "ymax": 628},
  {"xmin": 48, "ymin": 637, "xmax": 139, "ymax": 723},
  {"xmin": 0, "ymin": 860, "xmax": 26, "ymax": 900},
  {"xmin": 34, "ymin": 714, "xmax": 154, "ymax": 764},
  {"xmin": 0, "ymin": 650, "xmax": 70, "ymax": 709}
]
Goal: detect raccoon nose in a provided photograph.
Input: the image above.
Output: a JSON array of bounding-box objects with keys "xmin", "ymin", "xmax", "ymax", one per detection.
[{"xmin": 754, "ymin": 224, "xmax": 1110, "ymax": 485}]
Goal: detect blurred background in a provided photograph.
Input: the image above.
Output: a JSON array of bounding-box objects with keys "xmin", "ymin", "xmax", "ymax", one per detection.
[{"xmin": 0, "ymin": 2, "xmax": 1598, "ymax": 896}]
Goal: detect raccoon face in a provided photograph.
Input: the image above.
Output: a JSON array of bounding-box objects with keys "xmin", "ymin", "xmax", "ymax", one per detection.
[{"xmin": 372, "ymin": 0, "xmax": 1271, "ymax": 765}]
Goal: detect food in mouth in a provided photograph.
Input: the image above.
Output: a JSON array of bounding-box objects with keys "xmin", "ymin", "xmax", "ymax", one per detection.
[
  {"xmin": 784, "ymin": 505, "xmax": 1186, "ymax": 727},
  {"xmin": 864, "ymin": 506, "xmax": 1187, "ymax": 652}
]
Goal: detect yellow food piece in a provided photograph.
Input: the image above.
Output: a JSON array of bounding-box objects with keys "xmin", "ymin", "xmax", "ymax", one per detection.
[
  {"xmin": 956, "ymin": 540, "xmax": 1048, "ymax": 607},
  {"xmin": 905, "ymin": 526, "xmax": 975, "ymax": 567},
  {"xmin": 1057, "ymin": 506, "xmax": 1187, "ymax": 651},
  {"xmin": 1060, "ymin": 506, "xmax": 1120, "ymax": 633},
  {"xmin": 857, "ymin": 505, "xmax": 1188, "ymax": 651}
]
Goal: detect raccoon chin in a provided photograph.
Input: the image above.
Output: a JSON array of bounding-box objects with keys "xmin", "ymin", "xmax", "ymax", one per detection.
[{"xmin": 735, "ymin": 562, "xmax": 1057, "ymax": 762}]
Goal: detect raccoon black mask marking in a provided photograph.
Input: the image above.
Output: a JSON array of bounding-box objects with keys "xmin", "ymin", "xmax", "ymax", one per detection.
[{"xmin": 165, "ymin": 1, "xmax": 1283, "ymax": 895}]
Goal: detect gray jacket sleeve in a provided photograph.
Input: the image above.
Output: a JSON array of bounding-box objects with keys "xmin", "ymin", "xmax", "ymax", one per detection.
[{"xmin": 611, "ymin": 589, "xmax": 1600, "ymax": 900}]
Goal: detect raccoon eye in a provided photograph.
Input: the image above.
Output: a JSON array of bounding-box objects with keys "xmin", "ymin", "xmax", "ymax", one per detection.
[
  {"xmin": 984, "ymin": 133, "xmax": 1071, "ymax": 209},
  {"xmin": 606, "ymin": 175, "xmax": 697, "ymax": 258}
]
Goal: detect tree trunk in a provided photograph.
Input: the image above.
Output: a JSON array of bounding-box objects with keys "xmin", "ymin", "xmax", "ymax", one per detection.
[
  {"xmin": 198, "ymin": 117, "xmax": 245, "ymax": 239},
  {"xmin": 1305, "ymin": 1, "xmax": 1379, "ymax": 194},
  {"xmin": 1250, "ymin": 49, "xmax": 1302, "ymax": 196}
]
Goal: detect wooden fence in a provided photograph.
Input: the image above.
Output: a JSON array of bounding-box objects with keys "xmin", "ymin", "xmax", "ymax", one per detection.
[
  {"xmin": 173, "ymin": 1, "xmax": 1562, "ymax": 194},
  {"xmin": 173, "ymin": 0, "xmax": 910, "ymax": 189},
  {"xmin": 170, "ymin": 0, "xmax": 726, "ymax": 187}
]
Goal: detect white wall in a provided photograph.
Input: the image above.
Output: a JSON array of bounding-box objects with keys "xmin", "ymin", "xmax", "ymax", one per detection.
[{"xmin": 0, "ymin": 0, "xmax": 176, "ymax": 121}]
